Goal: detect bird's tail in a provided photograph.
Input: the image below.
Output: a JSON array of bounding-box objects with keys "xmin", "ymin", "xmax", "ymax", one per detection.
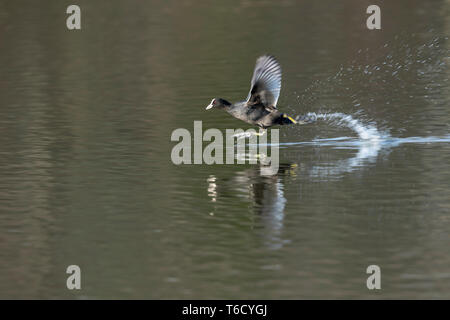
[{"xmin": 281, "ymin": 113, "xmax": 317, "ymax": 125}]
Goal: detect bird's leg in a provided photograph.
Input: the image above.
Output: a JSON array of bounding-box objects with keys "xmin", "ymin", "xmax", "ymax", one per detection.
[
  {"xmin": 233, "ymin": 128, "xmax": 266, "ymax": 139},
  {"xmin": 255, "ymin": 128, "xmax": 267, "ymax": 136}
]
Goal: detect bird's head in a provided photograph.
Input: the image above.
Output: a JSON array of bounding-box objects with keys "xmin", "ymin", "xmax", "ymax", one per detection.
[{"xmin": 205, "ymin": 98, "xmax": 231, "ymax": 110}]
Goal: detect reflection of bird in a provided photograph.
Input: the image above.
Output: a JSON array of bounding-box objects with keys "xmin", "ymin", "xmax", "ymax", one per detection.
[
  {"xmin": 237, "ymin": 163, "xmax": 297, "ymax": 249},
  {"xmin": 248, "ymin": 164, "xmax": 295, "ymax": 213},
  {"xmin": 206, "ymin": 163, "xmax": 298, "ymax": 249},
  {"xmin": 206, "ymin": 55, "xmax": 316, "ymax": 132}
]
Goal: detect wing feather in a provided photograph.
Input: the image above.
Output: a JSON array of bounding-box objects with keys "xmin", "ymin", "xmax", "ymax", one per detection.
[{"xmin": 246, "ymin": 55, "xmax": 282, "ymax": 108}]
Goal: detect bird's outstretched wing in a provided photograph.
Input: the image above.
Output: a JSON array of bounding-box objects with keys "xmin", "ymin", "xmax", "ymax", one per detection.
[{"xmin": 246, "ymin": 55, "xmax": 282, "ymax": 108}]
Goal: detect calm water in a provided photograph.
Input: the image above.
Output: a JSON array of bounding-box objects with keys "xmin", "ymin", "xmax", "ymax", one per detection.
[{"xmin": 0, "ymin": 1, "xmax": 449, "ymax": 299}]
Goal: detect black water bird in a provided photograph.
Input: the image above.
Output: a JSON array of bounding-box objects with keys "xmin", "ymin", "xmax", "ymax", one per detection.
[{"xmin": 206, "ymin": 55, "xmax": 316, "ymax": 132}]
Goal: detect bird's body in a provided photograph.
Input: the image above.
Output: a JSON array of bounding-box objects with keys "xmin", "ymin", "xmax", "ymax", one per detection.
[
  {"xmin": 206, "ymin": 55, "xmax": 316, "ymax": 129},
  {"xmin": 225, "ymin": 102, "xmax": 287, "ymax": 129}
]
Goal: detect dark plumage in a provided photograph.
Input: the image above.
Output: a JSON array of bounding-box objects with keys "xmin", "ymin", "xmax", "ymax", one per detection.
[{"xmin": 206, "ymin": 55, "xmax": 316, "ymax": 129}]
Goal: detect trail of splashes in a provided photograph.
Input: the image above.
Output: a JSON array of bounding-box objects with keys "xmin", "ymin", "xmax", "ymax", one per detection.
[
  {"xmin": 236, "ymin": 112, "xmax": 384, "ymax": 142},
  {"xmin": 310, "ymin": 112, "xmax": 384, "ymax": 141}
]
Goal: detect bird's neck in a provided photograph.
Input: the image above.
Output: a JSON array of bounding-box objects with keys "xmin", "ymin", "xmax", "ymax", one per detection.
[{"xmin": 220, "ymin": 99, "xmax": 231, "ymax": 107}]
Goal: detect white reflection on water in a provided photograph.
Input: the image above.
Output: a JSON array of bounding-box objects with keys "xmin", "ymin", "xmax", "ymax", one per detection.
[
  {"xmin": 297, "ymin": 112, "xmax": 384, "ymax": 178},
  {"xmin": 306, "ymin": 138, "xmax": 382, "ymax": 179},
  {"xmin": 249, "ymin": 168, "xmax": 288, "ymax": 250},
  {"xmin": 206, "ymin": 163, "xmax": 295, "ymax": 250},
  {"xmin": 207, "ymin": 175, "xmax": 217, "ymax": 203},
  {"xmin": 264, "ymin": 112, "xmax": 449, "ymax": 179},
  {"xmin": 283, "ymin": 134, "xmax": 450, "ymax": 179},
  {"xmin": 206, "ymin": 111, "xmax": 450, "ymax": 250}
]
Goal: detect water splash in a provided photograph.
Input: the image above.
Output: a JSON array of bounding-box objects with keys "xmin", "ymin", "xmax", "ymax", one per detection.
[
  {"xmin": 312, "ymin": 112, "xmax": 383, "ymax": 141},
  {"xmin": 281, "ymin": 133, "xmax": 450, "ymax": 179},
  {"xmin": 291, "ymin": 35, "xmax": 449, "ymax": 136},
  {"xmin": 233, "ymin": 112, "xmax": 384, "ymax": 142}
]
